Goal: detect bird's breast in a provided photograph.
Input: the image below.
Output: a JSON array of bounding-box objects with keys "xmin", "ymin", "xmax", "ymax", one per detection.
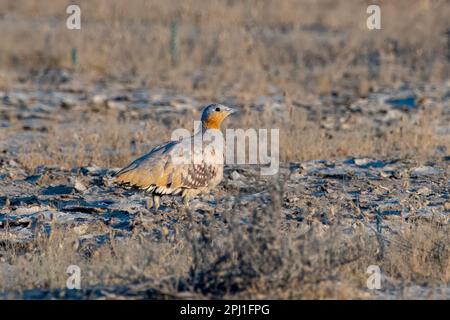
[{"xmin": 182, "ymin": 162, "xmax": 223, "ymax": 188}]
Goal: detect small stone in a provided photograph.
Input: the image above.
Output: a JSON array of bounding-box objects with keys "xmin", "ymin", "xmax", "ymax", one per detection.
[
  {"xmin": 8, "ymin": 160, "xmax": 18, "ymax": 167},
  {"xmin": 411, "ymin": 166, "xmax": 442, "ymax": 177},
  {"xmin": 417, "ymin": 186, "xmax": 430, "ymax": 195},
  {"xmin": 92, "ymin": 94, "xmax": 107, "ymax": 105},
  {"xmin": 106, "ymin": 100, "xmax": 127, "ymax": 111},
  {"xmin": 379, "ymin": 171, "xmax": 391, "ymax": 178},
  {"xmin": 230, "ymin": 171, "xmax": 241, "ymax": 180},
  {"xmin": 61, "ymin": 99, "xmax": 77, "ymax": 109},
  {"xmin": 13, "ymin": 205, "xmax": 49, "ymax": 215},
  {"xmin": 74, "ymin": 224, "xmax": 89, "ymax": 235},
  {"xmin": 354, "ymin": 158, "xmax": 385, "ymax": 168},
  {"xmin": 74, "ymin": 177, "xmax": 87, "ymax": 192},
  {"xmin": 354, "ymin": 158, "xmax": 370, "ymax": 166}
]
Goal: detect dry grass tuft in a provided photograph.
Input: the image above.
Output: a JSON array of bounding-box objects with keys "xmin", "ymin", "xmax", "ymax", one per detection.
[{"xmin": 1, "ymin": 187, "xmax": 448, "ymax": 299}]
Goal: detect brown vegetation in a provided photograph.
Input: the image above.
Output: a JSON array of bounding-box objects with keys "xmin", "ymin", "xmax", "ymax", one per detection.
[{"xmin": 0, "ymin": 0, "xmax": 449, "ymax": 299}]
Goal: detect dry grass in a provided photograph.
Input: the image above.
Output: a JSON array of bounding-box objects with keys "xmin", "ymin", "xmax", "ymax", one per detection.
[
  {"xmin": 0, "ymin": 188, "xmax": 448, "ymax": 299},
  {"xmin": 0, "ymin": 0, "xmax": 449, "ymax": 97},
  {"xmin": 4, "ymin": 101, "xmax": 448, "ymax": 172},
  {"xmin": 1, "ymin": 0, "xmax": 449, "ymax": 168},
  {"xmin": 0, "ymin": 0, "xmax": 449, "ymax": 299},
  {"xmin": 384, "ymin": 222, "xmax": 450, "ymax": 285}
]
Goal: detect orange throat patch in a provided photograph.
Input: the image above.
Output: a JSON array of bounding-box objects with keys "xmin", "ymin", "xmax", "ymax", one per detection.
[{"xmin": 203, "ymin": 112, "xmax": 227, "ymax": 129}]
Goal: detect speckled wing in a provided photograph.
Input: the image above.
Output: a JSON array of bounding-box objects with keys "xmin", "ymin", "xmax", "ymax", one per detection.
[{"xmin": 113, "ymin": 137, "xmax": 222, "ymax": 194}]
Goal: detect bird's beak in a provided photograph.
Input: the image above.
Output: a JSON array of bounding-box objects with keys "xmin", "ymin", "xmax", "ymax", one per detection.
[{"xmin": 225, "ymin": 107, "xmax": 237, "ymax": 115}]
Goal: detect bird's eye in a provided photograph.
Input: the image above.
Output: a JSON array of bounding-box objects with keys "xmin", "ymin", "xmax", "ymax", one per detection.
[{"xmin": 215, "ymin": 107, "xmax": 221, "ymax": 112}]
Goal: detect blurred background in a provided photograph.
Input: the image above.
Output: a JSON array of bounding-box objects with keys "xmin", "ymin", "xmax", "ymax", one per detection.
[{"xmin": 0, "ymin": 0, "xmax": 448, "ymax": 98}]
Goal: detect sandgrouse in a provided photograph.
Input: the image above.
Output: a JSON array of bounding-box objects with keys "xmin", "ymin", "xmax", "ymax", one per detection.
[{"xmin": 113, "ymin": 104, "xmax": 235, "ymax": 209}]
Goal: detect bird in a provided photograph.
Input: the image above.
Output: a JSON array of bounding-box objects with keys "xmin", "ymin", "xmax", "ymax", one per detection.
[{"xmin": 113, "ymin": 103, "xmax": 235, "ymax": 210}]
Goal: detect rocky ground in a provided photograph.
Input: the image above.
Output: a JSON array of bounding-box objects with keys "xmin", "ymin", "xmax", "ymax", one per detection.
[
  {"xmin": 1, "ymin": 158, "xmax": 449, "ymax": 245},
  {"xmin": 0, "ymin": 78, "xmax": 449, "ymax": 299}
]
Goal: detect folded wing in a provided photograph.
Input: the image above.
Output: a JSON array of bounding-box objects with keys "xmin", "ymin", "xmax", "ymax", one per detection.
[{"xmin": 113, "ymin": 137, "xmax": 219, "ymax": 194}]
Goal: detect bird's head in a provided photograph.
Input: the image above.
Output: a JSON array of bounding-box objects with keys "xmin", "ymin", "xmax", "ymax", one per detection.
[{"xmin": 200, "ymin": 104, "xmax": 236, "ymax": 130}]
